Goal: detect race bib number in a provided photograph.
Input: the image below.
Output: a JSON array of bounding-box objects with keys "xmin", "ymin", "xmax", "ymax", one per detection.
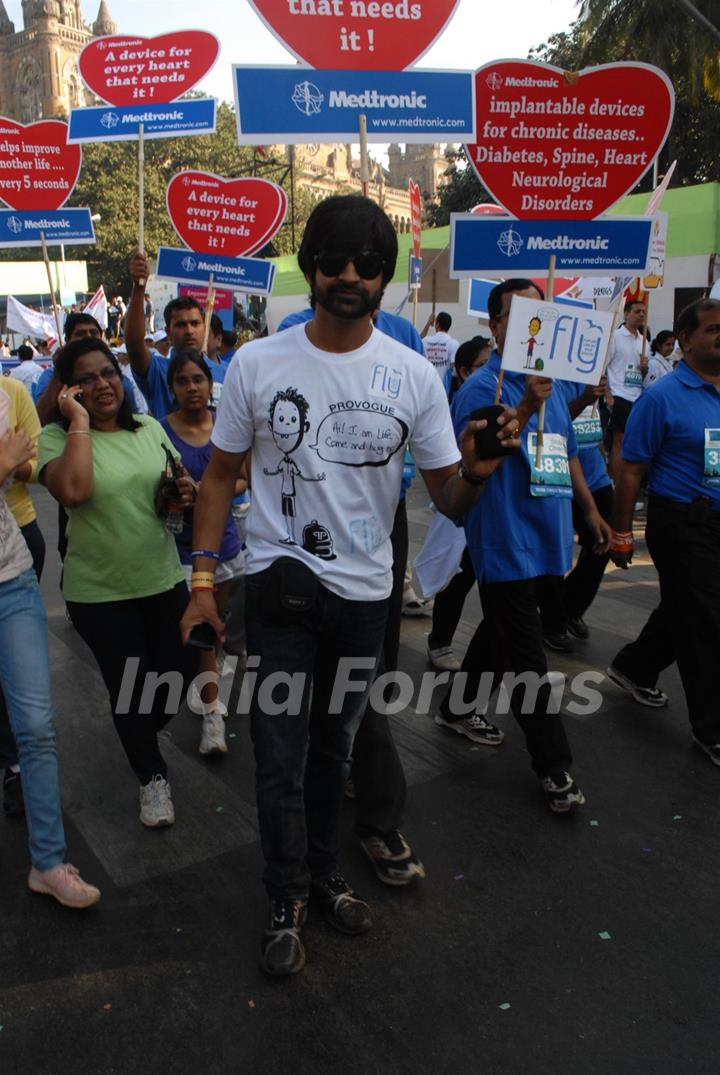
[
  {"xmin": 529, "ymin": 432, "xmax": 573, "ymax": 499},
  {"xmin": 624, "ymin": 365, "xmax": 643, "ymax": 388},
  {"xmin": 703, "ymin": 428, "xmax": 720, "ymax": 488},
  {"xmin": 572, "ymin": 405, "xmax": 603, "ymax": 447}
]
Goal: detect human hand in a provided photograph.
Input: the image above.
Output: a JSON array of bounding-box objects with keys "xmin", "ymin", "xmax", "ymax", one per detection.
[
  {"xmin": 180, "ymin": 591, "xmax": 226, "ymax": 647},
  {"xmin": 58, "ymin": 384, "xmax": 89, "ymax": 426}
]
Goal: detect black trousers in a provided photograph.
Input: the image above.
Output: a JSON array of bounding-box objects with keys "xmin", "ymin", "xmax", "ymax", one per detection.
[
  {"xmin": 564, "ymin": 484, "xmax": 613, "ymax": 620},
  {"xmin": 638, "ymin": 498, "xmax": 720, "ymax": 743},
  {"xmin": 66, "ymin": 583, "xmax": 198, "ymax": 784},
  {"xmin": 352, "ymin": 497, "xmax": 408, "ymax": 836},
  {"xmin": 439, "ymin": 577, "xmax": 573, "ymax": 778},
  {"xmin": 0, "ymin": 520, "xmax": 46, "ymax": 770},
  {"xmin": 611, "ymin": 603, "xmax": 674, "ymax": 689},
  {"xmin": 428, "ymin": 546, "xmax": 476, "ymax": 649}
]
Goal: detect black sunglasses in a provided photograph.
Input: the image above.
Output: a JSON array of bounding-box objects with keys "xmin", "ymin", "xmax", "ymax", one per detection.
[{"xmin": 315, "ymin": 250, "xmax": 385, "ymax": 279}]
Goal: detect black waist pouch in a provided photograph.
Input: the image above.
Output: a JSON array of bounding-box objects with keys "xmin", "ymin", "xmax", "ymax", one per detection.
[{"xmin": 259, "ymin": 557, "xmax": 320, "ymax": 622}]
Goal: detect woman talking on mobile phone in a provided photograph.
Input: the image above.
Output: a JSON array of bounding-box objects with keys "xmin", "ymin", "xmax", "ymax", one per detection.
[{"xmin": 38, "ymin": 337, "xmax": 198, "ymax": 830}]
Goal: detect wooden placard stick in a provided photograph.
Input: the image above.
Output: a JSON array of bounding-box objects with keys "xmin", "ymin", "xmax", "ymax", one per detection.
[
  {"xmin": 358, "ymin": 114, "xmax": 370, "ymax": 199},
  {"xmin": 202, "ymin": 274, "xmax": 216, "ymax": 354},
  {"xmin": 40, "ymin": 231, "xmax": 64, "ymax": 347},
  {"xmin": 534, "ymin": 254, "xmax": 556, "ymax": 467},
  {"xmin": 138, "ymin": 123, "xmax": 146, "ymax": 287}
]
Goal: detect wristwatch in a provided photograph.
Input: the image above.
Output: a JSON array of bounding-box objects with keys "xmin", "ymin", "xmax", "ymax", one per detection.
[{"xmin": 458, "ymin": 464, "xmax": 486, "ymax": 487}]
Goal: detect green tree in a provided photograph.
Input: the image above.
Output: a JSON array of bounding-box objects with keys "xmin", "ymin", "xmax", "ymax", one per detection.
[
  {"xmin": 424, "ymin": 147, "xmax": 493, "ymax": 226},
  {"xmin": 530, "ymin": 16, "xmax": 720, "ymax": 187},
  {"xmin": 576, "ymin": 0, "xmax": 720, "ymax": 102},
  {"xmin": 0, "ymin": 102, "xmax": 313, "ymax": 293}
]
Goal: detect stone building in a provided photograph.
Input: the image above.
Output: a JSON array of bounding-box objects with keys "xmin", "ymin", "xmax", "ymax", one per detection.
[
  {"xmin": 0, "ymin": 0, "xmax": 116, "ymax": 122},
  {"xmin": 270, "ymin": 142, "xmax": 456, "ymax": 233}
]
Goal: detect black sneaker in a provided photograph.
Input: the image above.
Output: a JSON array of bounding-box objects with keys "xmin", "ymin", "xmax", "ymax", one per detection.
[
  {"xmin": 607, "ymin": 665, "xmax": 668, "ymax": 708},
  {"xmin": 567, "ymin": 616, "xmax": 590, "ymax": 640},
  {"xmin": 540, "ymin": 771, "xmax": 586, "ymax": 813},
  {"xmin": 3, "ymin": 770, "xmax": 25, "ymax": 817},
  {"xmin": 543, "ymin": 632, "xmax": 575, "ymax": 653},
  {"xmin": 311, "ymin": 872, "xmax": 373, "ymax": 935},
  {"xmin": 693, "ymin": 739, "xmax": 720, "ymax": 767},
  {"xmin": 259, "ymin": 898, "xmax": 307, "ymax": 976},
  {"xmin": 359, "ymin": 830, "xmax": 426, "ymax": 886},
  {"xmin": 433, "ymin": 712, "xmax": 505, "ymax": 746}
]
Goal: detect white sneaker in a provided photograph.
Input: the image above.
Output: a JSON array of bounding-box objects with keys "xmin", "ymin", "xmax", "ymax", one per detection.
[
  {"xmin": 28, "ymin": 863, "xmax": 101, "ymax": 909},
  {"xmin": 139, "ymin": 774, "xmax": 175, "ymax": 828},
  {"xmin": 427, "ymin": 644, "xmax": 461, "ymax": 672},
  {"xmin": 199, "ymin": 706, "xmax": 228, "ymax": 755}
]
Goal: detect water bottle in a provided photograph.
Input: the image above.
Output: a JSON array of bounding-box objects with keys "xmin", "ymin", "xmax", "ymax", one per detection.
[
  {"xmin": 161, "ymin": 444, "xmax": 185, "ymax": 534},
  {"xmin": 165, "ymin": 503, "xmax": 184, "ymax": 534}
]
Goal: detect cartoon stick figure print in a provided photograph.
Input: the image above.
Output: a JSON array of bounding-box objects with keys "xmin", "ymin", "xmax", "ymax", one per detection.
[
  {"xmin": 522, "ymin": 315, "xmax": 544, "ymax": 370},
  {"xmin": 263, "ymin": 387, "xmax": 326, "ymax": 546}
]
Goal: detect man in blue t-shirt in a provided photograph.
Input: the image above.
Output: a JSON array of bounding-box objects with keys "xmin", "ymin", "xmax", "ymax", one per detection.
[
  {"xmin": 125, "ymin": 253, "xmax": 229, "ymax": 419},
  {"xmin": 538, "ymin": 377, "xmax": 613, "ymax": 651},
  {"xmin": 609, "ymin": 297, "xmax": 720, "ymax": 766},
  {"xmin": 435, "ymin": 279, "xmax": 611, "ymax": 814}
]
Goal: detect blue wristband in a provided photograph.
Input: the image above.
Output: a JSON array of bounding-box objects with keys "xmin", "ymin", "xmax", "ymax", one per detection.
[{"xmin": 191, "ymin": 548, "xmax": 220, "ymax": 561}]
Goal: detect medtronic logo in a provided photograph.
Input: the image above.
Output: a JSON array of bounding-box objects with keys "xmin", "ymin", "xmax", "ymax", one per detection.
[
  {"xmin": 100, "ymin": 111, "xmax": 120, "ymax": 129},
  {"xmin": 180, "ymin": 255, "xmax": 197, "ymax": 273},
  {"xmin": 292, "ymin": 82, "xmax": 324, "ymax": 116},
  {"xmin": 497, "ymin": 228, "xmax": 524, "ymax": 257},
  {"xmin": 486, "ymin": 72, "xmax": 503, "ymax": 91},
  {"xmin": 7, "ymin": 216, "xmax": 23, "ymax": 234}
]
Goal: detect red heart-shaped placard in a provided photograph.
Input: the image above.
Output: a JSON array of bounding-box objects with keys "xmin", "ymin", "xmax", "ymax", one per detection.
[
  {"xmin": 466, "ymin": 60, "xmax": 674, "ymax": 219},
  {"xmin": 248, "ymin": 0, "xmax": 460, "ymax": 70},
  {"xmin": 0, "ymin": 118, "xmax": 81, "ymax": 210},
  {"xmin": 79, "ymin": 31, "xmax": 220, "ymax": 107},
  {"xmin": 167, "ymin": 172, "xmax": 288, "ymax": 258}
]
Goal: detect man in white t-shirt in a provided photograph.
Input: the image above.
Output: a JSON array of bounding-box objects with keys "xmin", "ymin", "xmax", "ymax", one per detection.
[
  {"xmin": 9, "ymin": 345, "xmax": 44, "ymax": 390},
  {"xmin": 182, "ymin": 194, "xmax": 520, "ymax": 978},
  {"xmin": 605, "ymin": 299, "xmax": 646, "ymax": 477},
  {"xmin": 421, "ymin": 311, "xmax": 459, "ymax": 379}
]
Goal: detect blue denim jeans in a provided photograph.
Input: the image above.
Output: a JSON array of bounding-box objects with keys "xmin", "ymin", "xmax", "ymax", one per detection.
[
  {"xmin": 0, "ymin": 568, "xmax": 66, "ymax": 871},
  {"xmin": 245, "ymin": 566, "xmax": 389, "ymax": 900}
]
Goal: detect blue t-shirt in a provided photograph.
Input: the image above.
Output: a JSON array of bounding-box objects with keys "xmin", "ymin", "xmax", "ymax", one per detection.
[
  {"xmin": 453, "ymin": 350, "xmax": 578, "ymax": 583},
  {"xmin": 134, "ymin": 350, "xmax": 228, "ymax": 420},
  {"xmin": 622, "ymin": 360, "xmax": 720, "ymax": 510},
  {"xmin": 277, "ymin": 306, "xmax": 424, "ymax": 355},
  {"xmin": 159, "ymin": 415, "xmax": 241, "ymax": 565},
  {"xmin": 556, "ymin": 380, "xmax": 611, "ymax": 495},
  {"xmin": 33, "ymin": 366, "xmax": 139, "ymax": 411}
]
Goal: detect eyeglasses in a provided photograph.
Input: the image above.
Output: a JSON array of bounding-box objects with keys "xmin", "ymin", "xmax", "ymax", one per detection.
[
  {"xmin": 75, "ymin": 366, "xmax": 120, "ymax": 388},
  {"xmin": 315, "ymin": 250, "xmax": 385, "ymax": 279}
]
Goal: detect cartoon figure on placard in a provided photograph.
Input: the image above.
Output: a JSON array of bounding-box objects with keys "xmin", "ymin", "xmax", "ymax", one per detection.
[
  {"xmin": 263, "ymin": 387, "xmax": 328, "ymax": 548},
  {"xmin": 523, "ymin": 315, "xmax": 544, "ymax": 370}
]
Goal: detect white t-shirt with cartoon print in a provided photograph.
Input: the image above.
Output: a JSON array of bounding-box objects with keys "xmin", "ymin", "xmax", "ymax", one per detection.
[{"xmin": 213, "ymin": 323, "xmax": 460, "ymax": 600}]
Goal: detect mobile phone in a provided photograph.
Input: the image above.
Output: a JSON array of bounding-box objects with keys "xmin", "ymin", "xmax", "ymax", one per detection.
[
  {"xmin": 187, "ymin": 622, "xmax": 217, "ymax": 650},
  {"xmin": 470, "ymin": 405, "xmax": 507, "ymax": 460}
]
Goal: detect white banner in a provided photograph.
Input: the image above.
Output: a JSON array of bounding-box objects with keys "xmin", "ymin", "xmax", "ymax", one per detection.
[
  {"xmin": 502, "ymin": 295, "xmax": 614, "ymax": 386},
  {"xmin": 84, "ymin": 284, "xmax": 108, "ymax": 330},
  {"xmin": 6, "ymin": 295, "xmax": 58, "ymax": 344}
]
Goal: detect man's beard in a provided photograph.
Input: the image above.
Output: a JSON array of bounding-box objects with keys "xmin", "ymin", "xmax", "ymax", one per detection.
[{"xmin": 312, "ymin": 279, "xmax": 383, "ymax": 320}]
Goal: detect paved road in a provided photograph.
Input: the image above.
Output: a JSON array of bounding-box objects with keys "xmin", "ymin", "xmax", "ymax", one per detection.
[{"xmin": 1, "ymin": 487, "xmax": 716, "ymax": 1075}]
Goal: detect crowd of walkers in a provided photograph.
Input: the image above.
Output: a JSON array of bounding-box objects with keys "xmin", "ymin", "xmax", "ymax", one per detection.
[{"xmin": 1, "ymin": 195, "xmax": 718, "ymax": 978}]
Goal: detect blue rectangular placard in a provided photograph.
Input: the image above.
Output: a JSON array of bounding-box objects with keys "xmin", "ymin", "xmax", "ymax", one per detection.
[
  {"xmin": 408, "ymin": 255, "xmax": 423, "ymax": 289},
  {"xmin": 450, "ymin": 216, "xmax": 653, "ymax": 278},
  {"xmin": 156, "ymin": 247, "xmax": 275, "ymax": 296},
  {"xmin": 233, "ymin": 66, "xmax": 475, "ymax": 144},
  {"xmin": 68, "ymin": 99, "xmax": 216, "ymax": 143},
  {"xmin": 0, "ymin": 208, "xmax": 95, "ymax": 247}
]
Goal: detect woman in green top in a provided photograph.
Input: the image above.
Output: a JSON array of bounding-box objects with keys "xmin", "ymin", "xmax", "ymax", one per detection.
[{"xmin": 39, "ymin": 337, "xmax": 198, "ymax": 830}]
